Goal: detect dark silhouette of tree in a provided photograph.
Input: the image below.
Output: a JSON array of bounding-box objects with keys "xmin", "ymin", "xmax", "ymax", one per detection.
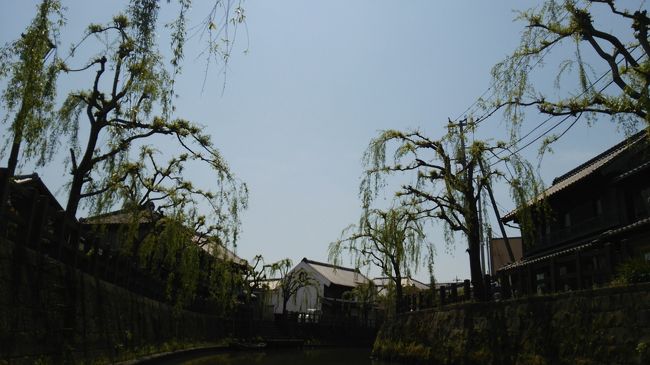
[
  {"xmin": 1, "ymin": 0, "xmax": 248, "ymax": 312},
  {"xmin": 269, "ymin": 259, "xmax": 316, "ymax": 317},
  {"xmin": 342, "ymin": 280, "xmax": 377, "ymax": 324},
  {"xmin": 360, "ymin": 121, "xmax": 539, "ymax": 301},
  {"xmin": 56, "ymin": 14, "xmax": 245, "ymax": 222}
]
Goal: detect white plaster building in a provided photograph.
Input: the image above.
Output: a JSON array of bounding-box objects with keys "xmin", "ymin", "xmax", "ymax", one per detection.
[{"xmin": 267, "ymin": 258, "xmax": 370, "ymax": 315}]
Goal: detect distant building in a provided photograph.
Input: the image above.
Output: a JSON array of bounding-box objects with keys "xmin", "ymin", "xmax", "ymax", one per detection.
[
  {"xmin": 372, "ymin": 277, "xmax": 429, "ymax": 297},
  {"xmin": 1, "ymin": 171, "xmax": 68, "ymax": 249},
  {"xmin": 499, "ymin": 131, "xmax": 650, "ymax": 295},
  {"xmin": 81, "ymin": 206, "xmax": 246, "ymax": 267},
  {"xmin": 489, "ymin": 237, "xmax": 523, "ymax": 276},
  {"xmin": 9, "ymin": 173, "xmax": 65, "ymax": 212},
  {"xmin": 373, "ymin": 276, "xmax": 430, "ymax": 312},
  {"xmin": 268, "ymin": 258, "xmax": 370, "ymax": 317},
  {"xmin": 80, "ymin": 206, "xmax": 160, "ymax": 253}
]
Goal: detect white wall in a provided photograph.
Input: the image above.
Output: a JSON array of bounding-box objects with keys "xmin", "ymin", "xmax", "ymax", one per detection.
[{"xmin": 268, "ymin": 261, "xmax": 326, "ymax": 314}]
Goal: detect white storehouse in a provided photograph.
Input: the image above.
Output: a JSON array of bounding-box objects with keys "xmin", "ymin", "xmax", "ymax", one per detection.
[{"xmin": 267, "ymin": 258, "xmax": 370, "ymax": 316}]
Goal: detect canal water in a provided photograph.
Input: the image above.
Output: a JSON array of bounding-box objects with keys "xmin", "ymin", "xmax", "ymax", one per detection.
[{"xmin": 172, "ymin": 347, "xmax": 399, "ymax": 365}]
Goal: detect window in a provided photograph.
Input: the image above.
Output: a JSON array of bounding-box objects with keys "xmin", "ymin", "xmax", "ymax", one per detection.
[
  {"xmin": 564, "ymin": 213, "xmax": 571, "ymax": 228},
  {"xmin": 595, "ymin": 199, "xmax": 603, "ymax": 216},
  {"xmin": 632, "ymin": 186, "xmax": 650, "ymax": 219},
  {"xmin": 642, "ymin": 188, "xmax": 650, "ymax": 215}
]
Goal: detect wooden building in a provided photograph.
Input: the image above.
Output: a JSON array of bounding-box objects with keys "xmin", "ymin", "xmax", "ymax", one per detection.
[{"xmin": 498, "ymin": 131, "xmax": 650, "ymax": 296}]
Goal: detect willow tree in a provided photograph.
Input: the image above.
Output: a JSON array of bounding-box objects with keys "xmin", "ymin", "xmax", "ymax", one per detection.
[
  {"xmin": 52, "ymin": 9, "xmax": 247, "ymax": 224},
  {"xmin": 0, "ymin": 0, "xmax": 62, "ymax": 176},
  {"xmin": 330, "ymin": 206, "xmax": 427, "ymax": 313},
  {"xmin": 1, "ymin": 0, "xmax": 245, "ymax": 177},
  {"xmin": 268, "ymin": 259, "xmax": 316, "ymax": 317},
  {"xmin": 342, "ymin": 280, "xmax": 377, "ymax": 324},
  {"xmin": 55, "ymin": 2, "xmax": 247, "ymax": 313},
  {"xmin": 85, "ymin": 142, "xmax": 247, "ymax": 310},
  {"xmin": 360, "ymin": 121, "xmax": 539, "ymax": 301},
  {"xmin": 491, "ymin": 0, "xmax": 649, "ymax": 139}
]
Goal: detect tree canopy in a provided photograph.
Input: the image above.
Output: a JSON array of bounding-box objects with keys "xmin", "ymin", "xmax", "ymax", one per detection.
[
  {"xmin": 491, "ymin": 0, "xmax": 649, "ymax": 141},
  {"xmin": 0, "ymin": 0, "xmax": 248, "ymax": 312},
  {"xmin": 1, "ymin": 0, "xmax": 246, "ymax": 176},
  {"xmin": 1, "ymin": 0, "xmax": 248, "ymax": 243},
  {"xmin": 330, "ymin": 205, "xmax": 427, "ymax": 313},
  {"xmin": 0, "ymin": 0, "xmax": 62, "ymax": 175},
  {"xmin": 359, "ymin": 121, "xmax": 539, "ymax": 300}
]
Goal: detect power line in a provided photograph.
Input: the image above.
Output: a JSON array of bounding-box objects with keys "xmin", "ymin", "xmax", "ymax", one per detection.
[
  {"xmin": 455, "ymin": 9, "xmax": 572, "ymax": 124},
  {"xmin": 472, "ymin": 41, "xmax": 563, "ymax": 127},
  {"xmin": 487, "ymin": 47, "xmax": 645, "ymax": 166},
  {"xmin": 489, "ymin": 114, "xmax": 576, "ymax": 168}
]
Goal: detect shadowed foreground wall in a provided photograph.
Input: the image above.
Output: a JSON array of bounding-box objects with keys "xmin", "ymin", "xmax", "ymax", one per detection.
[
  {"xmin": 0, "ymin": 239, "xmax": 227, "ymax": 364},
  {"xmin": 373, "ymin": 283, "xmax": 650, "ymax": 365}
]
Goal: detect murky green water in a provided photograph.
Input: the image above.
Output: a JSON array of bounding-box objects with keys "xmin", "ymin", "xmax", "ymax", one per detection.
[{"xmin": 175, "ymin": 347, "xmax": 398, "ymax": 365}]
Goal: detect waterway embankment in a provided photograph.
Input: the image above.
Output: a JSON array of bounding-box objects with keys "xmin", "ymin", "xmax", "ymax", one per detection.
[{"xmin": 373, "ymin": 283, "xmax": 650, "ymax": 365}]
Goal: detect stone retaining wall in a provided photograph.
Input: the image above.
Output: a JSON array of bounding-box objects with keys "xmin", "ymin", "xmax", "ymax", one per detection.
[
  {"xmin": 0, "ymin": 239, "xmax": 228, "ymax": 364},
  {"xmin": 373, "ymin": 283, "xmax": 650, "ymax": 365}
]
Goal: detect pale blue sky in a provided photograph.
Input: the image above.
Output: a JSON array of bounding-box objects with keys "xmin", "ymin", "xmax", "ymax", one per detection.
[{"xmin": 1, "ymin": 1, "xmax": 644, "ymax": 282}]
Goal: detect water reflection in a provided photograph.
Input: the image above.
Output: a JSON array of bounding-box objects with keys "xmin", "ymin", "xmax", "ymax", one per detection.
[{"xmin": 177, "ymin": 347, "xmax": 397, "ymax": 365}]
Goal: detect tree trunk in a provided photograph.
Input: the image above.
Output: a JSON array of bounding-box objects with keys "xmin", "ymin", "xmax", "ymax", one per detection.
[
  {"xmin": 466, "ymin": 192, "xmax": 486, "ymax": 301},
  {"xmin": 467, "ymin": 226, "xmax": 485, "ymax": 300},
  {"xmin": 6, "ymin": 101, "xmax": 29, "ymax": 177},
  {"xmin": 394, "ymin": 269, "xmax": 403, "ymax": 314},
  {"xmin": 66, "ymin": 122, "xmax": 101, "ymax": 219},
  {"xmin": 457, "ymin": 120, "xmax": 486, "ymax": 301}
]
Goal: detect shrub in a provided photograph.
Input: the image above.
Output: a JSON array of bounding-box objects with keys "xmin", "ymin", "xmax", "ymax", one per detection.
[{"xmin": 615, "ymin": 258, "xmax": 650, "ymax": 284}]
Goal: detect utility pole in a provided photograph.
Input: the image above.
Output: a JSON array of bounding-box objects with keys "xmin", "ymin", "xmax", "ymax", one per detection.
[
  {"xmin": 487, "ymin": 227, "xmax": 493, "ymax": 275},
  {"xmin": 454, "ymin": 118, "xmax": 486, "ymax": 301},
  {"xmin": 478, "ymin": 159, "xmax": 516, "ymax": 263},
  {"xmin": 478, "ymin": 191, "xmax": 486, "ymax": 275}
]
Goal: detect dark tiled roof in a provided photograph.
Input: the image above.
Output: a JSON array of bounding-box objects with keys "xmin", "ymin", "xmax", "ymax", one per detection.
[
  {"xmin": 614, "ymin": 160, "xmax": 650, "ymax": 181},
  {"xmin": 372, "ymin": 277, "xmax": 429, "ymax": 290},
  {"xmin": 194, "ymin": 235, "xmax": 247, "ymax": 266},
  {"xmin": 498, "ymin": 217, "xmax": 650, "ymax": 271},
  {"xmin": 601, "ymin": 216, "xmax": 650, "ymax": 237},
  {"xmin": 13, "ymin": 173, "xmax": 65, "ymax": 212},
  {"xmin": 498, "ymin": 241, "xmax": 595, "ymax": 271},
  {"xmin": 503, "ymin": 130, "xmax": 648, "ymax": 221},
  {"xmin": 302, "ymin": 258, "xmax": 361, "ymax": 273},
  {"xmin": 81, "ymin": 208, "xmax": 161, "ymax": 225},
  {"xmin": 301, "ymin": 258, "xmax": 370, "ymax": 287}
]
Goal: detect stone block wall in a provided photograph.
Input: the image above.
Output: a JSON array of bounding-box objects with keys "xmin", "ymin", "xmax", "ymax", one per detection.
[
  {"xmin": 0, "ymin": 239, "xmax": 228, "ymax": 364},
  {"xmin": 373, "ymin": 283, "xmax": 650, "ymax": 365}
]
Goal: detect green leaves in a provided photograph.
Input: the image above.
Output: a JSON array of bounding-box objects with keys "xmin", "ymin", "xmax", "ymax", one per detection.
[
  {"xmin": 1, "ymin": 0, "xmax": 63, "ymax": 170},
  {"xmin": 491, "ymin": 0, "xmax": 649, "ymax": 147},
  {"xmin": 2, "ymin": 0, "xmax": 249, "ymax": 314},
  {"xmin": 330, "ymin": 204, "xmax": 425, "ymax": 314},
  {"xmin": 113, "ymin": 14, "xmax": 130, "ymax": 28},
  {"xmin": 87, "ymin": 23, "xmax": 103, "ymax": 33}
]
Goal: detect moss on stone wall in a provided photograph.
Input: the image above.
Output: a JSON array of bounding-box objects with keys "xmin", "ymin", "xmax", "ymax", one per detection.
[
  {"xmin": 0, "ymin": 239, "xmax": 227, "ymax": 364},
  {"xmin": 373, "ymin": 284, "xmax": 650, "ymax": 365}
]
